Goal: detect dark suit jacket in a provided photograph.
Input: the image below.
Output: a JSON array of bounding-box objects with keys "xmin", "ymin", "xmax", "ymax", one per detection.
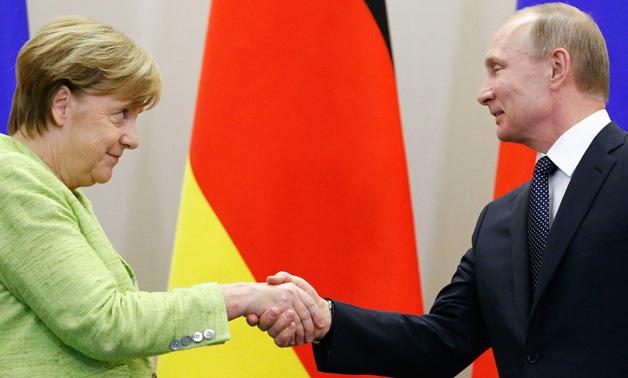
[{"xmin": 314, "ymin": 122, "xmax": 628, "ymax": 377}]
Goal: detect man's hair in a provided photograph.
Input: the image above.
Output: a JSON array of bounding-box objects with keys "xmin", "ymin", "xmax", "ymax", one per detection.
[
  {"xmin": 517, "ymin": 2, "xmax": 609, "ymax": 103},
  {"xmin": 9, "ymin": 15, "xmax": 162, "ymax": 135}
]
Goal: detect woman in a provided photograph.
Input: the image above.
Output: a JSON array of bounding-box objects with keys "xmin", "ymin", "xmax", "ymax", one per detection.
[{"xmin": 0, "ymin": 16, "xmax": 322, "ymax": 376}]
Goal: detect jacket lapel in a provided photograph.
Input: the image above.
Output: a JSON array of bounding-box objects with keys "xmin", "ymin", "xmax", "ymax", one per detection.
[
  {"xmin": 510, "ymin": 185, "xmax": 533, "ymax": 320},
  {"xmin": 531, "ymin": 123, "xmax": 624, "ymax": 313}
]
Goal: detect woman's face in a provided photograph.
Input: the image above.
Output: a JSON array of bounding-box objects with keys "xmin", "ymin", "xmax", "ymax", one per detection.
[{"xmin": 56, "ymin": 89, "xmax": 142, "ymax": 188}]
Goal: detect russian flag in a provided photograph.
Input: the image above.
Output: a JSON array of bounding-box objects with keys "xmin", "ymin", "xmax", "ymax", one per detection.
[{"xmin": 0, "ymin": 0, "xmax": 29, "ymax": 135}]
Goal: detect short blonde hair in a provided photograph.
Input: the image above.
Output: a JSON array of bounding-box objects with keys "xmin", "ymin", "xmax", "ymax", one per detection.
[
  {"xmin": 515, "ymin": 3, "xmax": 609, "ymax": 102},
  {"xmin": 9, "ymin": 15, "xmax": 162, "ymax": 135}
]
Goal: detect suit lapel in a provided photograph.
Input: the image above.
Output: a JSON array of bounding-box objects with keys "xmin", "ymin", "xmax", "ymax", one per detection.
[
  {"xmin": 531, "ymin": 123, "xmax": 624, "ymax": 313},
  {"xmin": 510, "ymin": 184, "xmax": 533, "ymax": 321}
]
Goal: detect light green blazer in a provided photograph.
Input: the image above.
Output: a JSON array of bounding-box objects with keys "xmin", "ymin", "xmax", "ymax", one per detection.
[{"xmin": 0, "ymin": 134, "xmax": 230, "ymax": 376}]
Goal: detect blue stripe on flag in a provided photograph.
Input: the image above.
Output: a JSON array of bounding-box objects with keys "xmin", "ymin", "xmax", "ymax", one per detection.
[
  {"xmin": 517, "ymin": 0, "xmax": 628, "ymax": 130},
  {"xmin": 0, "ymin": 0, "xmax": 29, "ymax": 135}
]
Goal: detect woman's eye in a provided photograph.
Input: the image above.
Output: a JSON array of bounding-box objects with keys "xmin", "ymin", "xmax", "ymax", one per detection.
[
  {"xmin": 115, "ymin": 109, "xmax": 128, "ymax": 118},
  {"xmin": 111, "ymin": 109, "xmax": 128, "ymax": 124}
]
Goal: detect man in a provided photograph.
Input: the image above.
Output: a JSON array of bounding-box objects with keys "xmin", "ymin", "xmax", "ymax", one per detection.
[{"xmin": 252, "ymin": 2, "xmax": 628, "ymax": 377}]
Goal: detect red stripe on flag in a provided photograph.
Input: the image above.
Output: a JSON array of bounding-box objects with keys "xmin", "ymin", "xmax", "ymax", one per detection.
[
  {"xmin": 190, "ymin": 1, "xmax": 422, "ymax": 375},
  {"xmin": 493, "ymin": 142, "xmax": 536, "ymax": 198}
]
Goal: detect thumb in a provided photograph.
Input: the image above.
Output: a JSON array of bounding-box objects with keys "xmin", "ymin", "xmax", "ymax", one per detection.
[{"xmin": 267, "ymin": 271, "xmax": 290, "ymax": 285}]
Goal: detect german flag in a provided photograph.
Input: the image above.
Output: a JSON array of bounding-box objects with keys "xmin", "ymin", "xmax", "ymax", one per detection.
[{"xmin": 157, "ymin": 1, "xmax": 422, "ymax": 376}]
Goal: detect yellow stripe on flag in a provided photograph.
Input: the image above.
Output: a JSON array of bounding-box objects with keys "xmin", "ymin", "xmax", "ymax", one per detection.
[{"xmin": 156, "ymin": 160, "xmax": 309, "ymax": 377}]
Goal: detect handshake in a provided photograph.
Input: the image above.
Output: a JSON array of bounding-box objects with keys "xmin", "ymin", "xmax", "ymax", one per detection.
[{"xmin": 220, "ymin": 272, "xmax": 331, "ymax": 347}]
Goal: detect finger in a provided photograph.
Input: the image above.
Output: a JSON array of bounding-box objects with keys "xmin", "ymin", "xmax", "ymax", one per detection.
[
  {"xmin": 246, "ymin": 313, "xmax": 260, "ymax": 327},
  {"xmin": 274, "ymin": 321, "xmax": 297, "ymax": 348},
  {"xmin": 269, "ymin": 274, "xmax": 326, "ymax": 330},
  {"xmin": 266, "ymin": 309, "xmax": 295, "ymax": 338},
  {"xmin": 290, "ymin": 287, "xmax": 317, "ymax": 343},
  {"xmin": 270, "ymin": 312, "xmax": 306, "ymax": 346},
  {"xmin": 288, "ymin": 277, "xmax": 326, "ymax": 329},
  {"xmin": 256, "ymin": 307, "xmax": 279, "ymax": 332},
  {"xmin": 292, "ymin": 313, "xmax": 306, "ymax": 345},
  {"xmin": 298, "ymin": 281, "xmax": 327, "ymax": 334}
]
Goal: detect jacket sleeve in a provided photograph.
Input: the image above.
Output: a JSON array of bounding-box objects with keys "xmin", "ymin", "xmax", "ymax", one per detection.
[
  {"xmin": 0, "ymin": 152, "xmax": 230, "ymax": 361},
  {"xmin": 313, "ymin": 207, "xmax": 492, "ymax": 377}
]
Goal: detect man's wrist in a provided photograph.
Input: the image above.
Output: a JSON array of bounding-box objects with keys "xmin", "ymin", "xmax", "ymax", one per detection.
[{"xmin": 312, "ymin": 299, "xmax": 334, "ymax": 345}]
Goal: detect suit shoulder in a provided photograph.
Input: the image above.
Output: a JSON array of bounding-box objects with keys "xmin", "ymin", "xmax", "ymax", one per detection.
[{"xmin": 490, "ymin": 181, "xmax": 528, "ymax": 207}]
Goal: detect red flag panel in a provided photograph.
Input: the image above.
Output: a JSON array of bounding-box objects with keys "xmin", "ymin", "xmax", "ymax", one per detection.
[{"xmin": 190, "ymin": 1, "xmax": 422, "ymax": 375}]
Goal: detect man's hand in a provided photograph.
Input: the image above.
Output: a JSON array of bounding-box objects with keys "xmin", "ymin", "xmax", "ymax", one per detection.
[
  {"xmin": 245, "ymin": 272, "xmax": 332, "ymax": 347},
  {"xmin": 221, "ymin": 281, "xmax": 325, "ymax": 345}
]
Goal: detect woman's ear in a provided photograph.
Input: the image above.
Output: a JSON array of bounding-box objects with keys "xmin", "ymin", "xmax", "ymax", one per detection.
[{"xmin": 51, "ymin": 85, "xmax": 71, "ymax": 126}]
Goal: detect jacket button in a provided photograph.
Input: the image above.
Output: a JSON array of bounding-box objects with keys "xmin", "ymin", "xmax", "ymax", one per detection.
[
  {"xmin": 527, "ymin": 351, "xmax": 540, "ymax": 364},
  {"xmin": 192, "ymin": 331, "xmax": 203, "ymax": 342},
  {"xmin": 169, "ymin": 339, "xmax": 182, "ymax": 351},
  {"xmin": 181, "ymin": 335, "xmax": 192, "ymax": 346},
  {"xmin": 203, "ymin": 328, "xmax": 216, "ymax": 340}
]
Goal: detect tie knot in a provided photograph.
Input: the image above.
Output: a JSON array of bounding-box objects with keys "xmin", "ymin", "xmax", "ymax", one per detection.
[{"xmin": 534, "ymin": 156, "xmax": 557, "ymax": 178}]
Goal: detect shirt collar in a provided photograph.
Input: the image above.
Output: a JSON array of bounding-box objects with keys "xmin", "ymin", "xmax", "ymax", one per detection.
[{"xmin": 539, "ymin": 109, "xmax": 611, "ymax": 177}]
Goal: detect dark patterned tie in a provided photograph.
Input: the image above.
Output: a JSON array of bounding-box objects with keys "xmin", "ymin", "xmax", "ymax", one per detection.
[{"xmin": 528, "ymin": 156, "xmax": 557, "ymax": 293}]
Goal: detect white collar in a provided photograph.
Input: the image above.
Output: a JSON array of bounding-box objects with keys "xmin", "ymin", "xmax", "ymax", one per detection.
[{"xmin": 539, "ymin": 109, "xmax": 611, "ymax": 177}]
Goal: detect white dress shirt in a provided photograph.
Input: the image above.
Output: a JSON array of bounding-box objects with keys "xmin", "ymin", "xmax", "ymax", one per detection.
[{"xmin": 540, "ymin": 109, "xmax": 611, "ymax": 225}]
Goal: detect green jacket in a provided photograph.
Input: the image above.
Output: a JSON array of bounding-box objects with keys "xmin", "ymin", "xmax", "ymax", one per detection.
[{"xmin": 0, "ymin": 134, "xmax": 230, "ymax": 376}]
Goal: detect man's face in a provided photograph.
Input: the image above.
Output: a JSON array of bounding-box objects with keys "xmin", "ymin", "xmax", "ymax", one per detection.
[{"xmin": 477, "ymin": 16, "xmax": 553, "ymax": 147}]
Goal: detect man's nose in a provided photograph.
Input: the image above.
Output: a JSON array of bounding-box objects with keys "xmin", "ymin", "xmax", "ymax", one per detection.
[{"xmin": 477, "ymin": 81, "xmax": 494, "ymax": 105}]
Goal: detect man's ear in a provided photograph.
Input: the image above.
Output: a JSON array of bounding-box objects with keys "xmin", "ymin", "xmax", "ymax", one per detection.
[
  {"xmin": 51, "ymin": 85, "xmax": 71, "ymax": 126},
  {"xmin": 549, "ymin": 48, "xmax": 570, "ymax": 90}
]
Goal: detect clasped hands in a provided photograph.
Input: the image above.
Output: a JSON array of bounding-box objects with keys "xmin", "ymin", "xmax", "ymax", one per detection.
[{"xmin": 221, "ymin": 272, "xmax": 331, "ymax": 347}]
